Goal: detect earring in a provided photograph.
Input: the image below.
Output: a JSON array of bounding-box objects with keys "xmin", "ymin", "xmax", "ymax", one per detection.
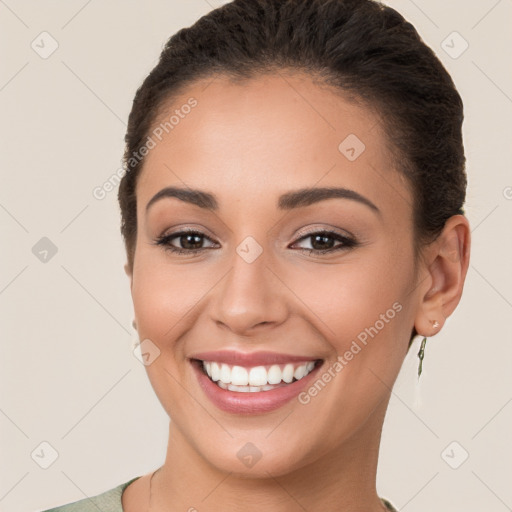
[
  {"xmin": 417, "ymin": 336, "xmax": 427, "ymax": 378},
  {"xmin": 417, "ymin": 319, "xmax": 440, "ymax": 378}
]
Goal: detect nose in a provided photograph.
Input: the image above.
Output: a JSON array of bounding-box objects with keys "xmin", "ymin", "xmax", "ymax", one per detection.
[{"xmin": 210, "ymin": 242, "xmax": 289, "ymax": 336}]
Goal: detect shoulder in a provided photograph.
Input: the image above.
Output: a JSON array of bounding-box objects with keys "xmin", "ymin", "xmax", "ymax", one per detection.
[{"xmin": 39, "ymin": 476, "xmax": 142, "ymax": 512}]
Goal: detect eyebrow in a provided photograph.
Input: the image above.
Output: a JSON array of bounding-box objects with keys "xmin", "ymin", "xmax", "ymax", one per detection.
[{"xmin": 145, "ymin": 186, "xmax": 381, "ymax": 216}]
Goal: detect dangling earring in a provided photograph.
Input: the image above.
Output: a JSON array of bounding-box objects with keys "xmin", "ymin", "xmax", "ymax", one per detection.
[
  {"xmin": 415, "ymin": 320, "xmax": 438, "ymax": 408},
  {"xmin": 417, "ymin": 320, "xmax": 440, "ymax": 378},
  {"xmin": 417, "ymin": 336, "xmax": 427, "ymax": 378}
]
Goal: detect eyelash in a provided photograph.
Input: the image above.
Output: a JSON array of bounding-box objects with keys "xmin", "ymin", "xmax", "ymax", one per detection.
[{"xmin": 153, "ymin": 228, "xmax": 358, "ymax": 257}]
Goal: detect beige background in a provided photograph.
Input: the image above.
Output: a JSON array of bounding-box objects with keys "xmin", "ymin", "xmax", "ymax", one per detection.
[{"xmin": 1, "ymin": 1, "xmax": 511, "ymax": 511}]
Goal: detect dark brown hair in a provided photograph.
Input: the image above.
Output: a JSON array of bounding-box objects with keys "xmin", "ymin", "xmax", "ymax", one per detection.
[{"xmin": 118, "ymin": 0, "xmax": 467, "ymax": 348}]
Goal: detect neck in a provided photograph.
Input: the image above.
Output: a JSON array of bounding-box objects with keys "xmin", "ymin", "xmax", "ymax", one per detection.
[{"xmin": 150, "ymin": 398, "xmax": 390, "ymax": 512}]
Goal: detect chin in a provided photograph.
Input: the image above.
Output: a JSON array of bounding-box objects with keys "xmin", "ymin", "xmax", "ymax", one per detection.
[{"xmin": 200, "ymin": 442, "xmax": 311, "ymax": 479}]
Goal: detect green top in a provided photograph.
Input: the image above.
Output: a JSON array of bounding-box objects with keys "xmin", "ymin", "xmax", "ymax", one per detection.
[
  {"xmin": 40, "ymin": 477, "xmax": 141, "ymax": 512},
  {"xmin": 40, "ymin": 476, "xmax": 398, "ymax": 511}
]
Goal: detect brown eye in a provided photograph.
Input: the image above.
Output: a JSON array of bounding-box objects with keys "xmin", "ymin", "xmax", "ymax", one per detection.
[
  {"xmin": 178, "ymin": 233, "xmax": 204, "ymax": 250},
  {"xmin": 154, "ymin": 230, "xmax": 217, "ymax": 255},
  {"xmin": 291, "ymin": 231, "xmax": 357, "ymax": 255}
]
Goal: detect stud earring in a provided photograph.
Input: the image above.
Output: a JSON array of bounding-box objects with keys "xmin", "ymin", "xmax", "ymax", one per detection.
[{"xmin": 132, "ymin": 319, "xmax": 137, "ymax": 330}]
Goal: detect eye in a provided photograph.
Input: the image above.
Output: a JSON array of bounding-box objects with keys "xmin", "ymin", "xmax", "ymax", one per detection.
[
  {"xmin": 290, "ymin": 230, "xmax": 358, "ymax": 255},
  {"xmin": 153, "ymin": 228, "xmax": 358, "ymax": 257},
  {"xmin": 153, "ymin": 229, "xmax": 218, "ymax": 255}
]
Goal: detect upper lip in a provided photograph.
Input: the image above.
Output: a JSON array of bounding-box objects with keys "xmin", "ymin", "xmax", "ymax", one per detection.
[{"xmin": 190, "ymin": 350, "xmax": 322, "ymax": 367}]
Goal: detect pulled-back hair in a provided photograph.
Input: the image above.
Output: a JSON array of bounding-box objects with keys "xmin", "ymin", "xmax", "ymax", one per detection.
[{"xmin": 118, "ymin": 0, "xmax": 467, "ymax": 348}]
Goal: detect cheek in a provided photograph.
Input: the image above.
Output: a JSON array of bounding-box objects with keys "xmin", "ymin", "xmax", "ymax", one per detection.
[
  {"xmin": 294, "ymin": 247, "xmax": 413, "ymax": 377},
  {"xmin": 296, "ymin": 256, "xmax": 407, "ymax": 332},
  {"xmin": 295, "ymin": 261, "xmax": 411, "ymax": 433},
  {"xmin": 131, "ymin": 250, "xmax": 216, "ymax": 341}
]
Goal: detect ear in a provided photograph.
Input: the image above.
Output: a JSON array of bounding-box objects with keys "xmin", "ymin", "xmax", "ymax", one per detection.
[
  {"xmin": 124, "ymin": 262, "xmax": 133, "ymax": 290},
  {"xmin": 414, "ymin": 214, "xmax": 471, "ymax": 337}
]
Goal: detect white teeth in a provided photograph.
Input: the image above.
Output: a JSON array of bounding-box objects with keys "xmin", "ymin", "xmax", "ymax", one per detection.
[
  {"xmin": 201, "ymin": 359, "xmax": 318, "ymax": 391},
  {"xmin": 282, "ymin": 364, "xmax": 294, "ymax": 383},
  {"xmin": 248, "ymin": 366, "xmax": 267, "ymax": 386},
  {"xmin": 231, "ymin": 366, "xmax": 249, "ymax": 386},
  {"xmin": 294, "ymin": 365, "xmax": 306, "ymax": 380},
  {"xmin": 267, "ymin": 365, "xmax": 282, "ymax": 384},
  {"xmin": 211, "ymin": 362, "xmax": 220, "ymax": 381},
  {"xmin": 219, "ymin": 364, "xmax": 231, "ymax": 384},
  {"xmin": 228, "ymin": 383, "xmax": 250, "ymax": 392}
]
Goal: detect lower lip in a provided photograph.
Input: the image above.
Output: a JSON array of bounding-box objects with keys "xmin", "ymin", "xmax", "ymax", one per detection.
[{"xmin": 191, "ymin": 359, "xmax": 323, "ymax": 414}]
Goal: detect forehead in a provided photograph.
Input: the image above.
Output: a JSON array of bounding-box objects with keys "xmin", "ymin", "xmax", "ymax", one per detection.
[{"xmin": 136, "ymin": 72, "xmax": 412, "ymax": 218}]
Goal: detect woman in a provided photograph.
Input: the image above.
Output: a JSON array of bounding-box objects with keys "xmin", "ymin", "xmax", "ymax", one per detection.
[{"xmin": 43, "ymin": 0, "xmax": 470, "ymax": 510}]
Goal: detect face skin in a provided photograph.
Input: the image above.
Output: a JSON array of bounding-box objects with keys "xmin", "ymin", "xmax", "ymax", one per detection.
[{"xmin": 122, "ymin": 71, "xmax": 470, "ymax": 512}]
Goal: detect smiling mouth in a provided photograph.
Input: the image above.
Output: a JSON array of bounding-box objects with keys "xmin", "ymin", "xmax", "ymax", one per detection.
[{"xmin": 194, "ymin": 359, "xmax": 323, "ymax": 393}]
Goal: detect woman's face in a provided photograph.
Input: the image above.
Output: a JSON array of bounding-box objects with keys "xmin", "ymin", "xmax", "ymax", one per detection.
[{"xmin": 128, "ymin": 72, "xmax": 423, "ymax": 476}]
